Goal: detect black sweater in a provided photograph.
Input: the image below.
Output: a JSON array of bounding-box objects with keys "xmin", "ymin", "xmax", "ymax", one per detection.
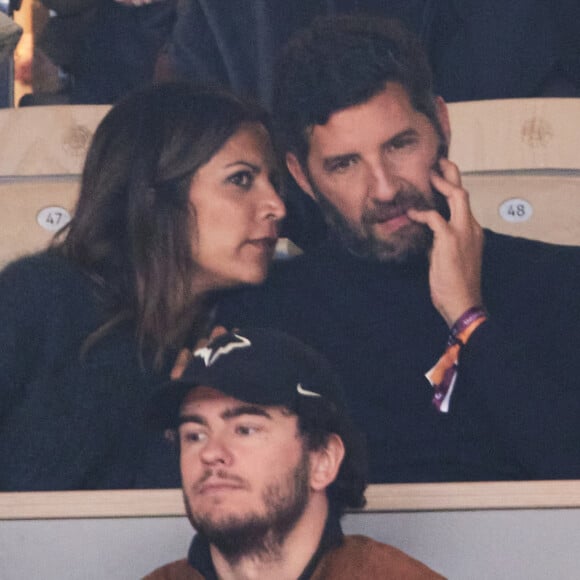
[
  {"xmin": 218, "ymin": 231, "xmax": 580, "ymax": 482},
  {"xmin": 0, "ymin": 250, "xmax": 180, "ymax": 490}
]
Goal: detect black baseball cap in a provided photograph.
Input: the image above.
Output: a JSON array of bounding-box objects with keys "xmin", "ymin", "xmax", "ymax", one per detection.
[{"xmin": 147, "ymin": 327, "xmax": 347, "ymax": 429}]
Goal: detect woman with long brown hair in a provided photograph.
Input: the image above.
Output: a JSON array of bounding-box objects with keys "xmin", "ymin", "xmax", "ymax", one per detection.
[{"xmin": 0, "ymin": 82, "xmax": 285, "ymax": 490}]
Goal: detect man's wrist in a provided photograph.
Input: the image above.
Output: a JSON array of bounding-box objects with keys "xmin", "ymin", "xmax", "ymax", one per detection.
[
  {"xmin": 450, "ymin": 306, "xmax": 488, "ymax": 346},
  {"xmin": 427, "ymin": 306, "xmax": 488, "ymax": 412}
]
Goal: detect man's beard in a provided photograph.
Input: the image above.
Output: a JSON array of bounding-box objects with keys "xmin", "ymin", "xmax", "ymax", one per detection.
[
  {"xmin": 184, "ymin": 452, "xmax": 310, "ymax": 564},
  {"xmin": 312, "ymin": 182, "xmax": 449, "ymax": 263}
]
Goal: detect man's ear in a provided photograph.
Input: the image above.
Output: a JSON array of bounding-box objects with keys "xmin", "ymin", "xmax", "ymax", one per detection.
[
  {"xmin": 435, "ymin": 96, "xmax": 451, "ymax": 146},
  {"xmin": 286, "ymin": 153, "xmax": 316, "ymax": 201},
  {"xmin": 309, "ymin": 434, "xmax": 345, "ymax": 492}
]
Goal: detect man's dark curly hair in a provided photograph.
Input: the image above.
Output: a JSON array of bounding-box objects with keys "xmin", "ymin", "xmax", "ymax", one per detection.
[{"xmin": 272, "ymin": 14, "xmax": 444, "ymax": 166}]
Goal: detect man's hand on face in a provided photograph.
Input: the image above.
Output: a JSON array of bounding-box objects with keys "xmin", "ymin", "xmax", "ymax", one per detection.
[{"xmin": 407, "ymin": 159, "xmax": 484, "ymax": 327}]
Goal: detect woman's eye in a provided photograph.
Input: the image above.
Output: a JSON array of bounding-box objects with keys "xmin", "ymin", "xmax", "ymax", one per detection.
[{"xmin": 228, "ymin": 171, "xmax": 254, "ymax": 188}]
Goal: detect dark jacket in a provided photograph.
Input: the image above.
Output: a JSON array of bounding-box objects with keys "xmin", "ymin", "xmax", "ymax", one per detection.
[
  {"xmin": 39, "ymin": 0, "xmax": 176, "ymax": 104},
  {"xmin": 166, "ymin": 0, "xmax": 579, "ymax": 108},
  {"xmin": 145, "ymin": 516, "xmax": 444, "ymax": 579},
  {"xmin": 0, "ymin": 250, "xmax": 180, "ymax": 490}
]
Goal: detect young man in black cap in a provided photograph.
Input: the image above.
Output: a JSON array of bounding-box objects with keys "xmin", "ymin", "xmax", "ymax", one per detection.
[{"xmin": 145, "ymin": 328, "xmax": 443, "ymax": 579}]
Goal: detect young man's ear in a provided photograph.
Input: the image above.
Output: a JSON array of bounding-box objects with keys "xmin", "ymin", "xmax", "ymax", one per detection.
[
  {"xmin": 309, "ymin": 434, "xmax": 345, "ymax": 492},
  {"xmin": 286, "ymin": 153, "xmax": 316, "ymax": 201}
]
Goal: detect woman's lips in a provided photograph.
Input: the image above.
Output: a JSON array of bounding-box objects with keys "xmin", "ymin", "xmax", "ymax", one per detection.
[{"xmin": 245, "ymin": 237, "xmax": 278, "ymax": 252}]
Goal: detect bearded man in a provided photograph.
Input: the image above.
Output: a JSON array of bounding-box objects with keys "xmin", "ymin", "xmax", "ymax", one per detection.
[{"xmin": 217, "ymin": 15, "xmax": 580, "ymax": 483}]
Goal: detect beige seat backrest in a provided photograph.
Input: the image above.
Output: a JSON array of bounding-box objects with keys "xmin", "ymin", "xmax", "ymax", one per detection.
[
  {"xmin": 0, "ymin": 104, "xmax": 111, "ymax": 269},
  {"xmin": 447, "ymin": 98, "xmax": 580, "ymax": 246}
]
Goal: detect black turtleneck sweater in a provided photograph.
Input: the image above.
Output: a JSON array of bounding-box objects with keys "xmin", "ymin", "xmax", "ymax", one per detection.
[{"xmin": 218, "ymin": 230, "xmax": 580, "ymax": 482}]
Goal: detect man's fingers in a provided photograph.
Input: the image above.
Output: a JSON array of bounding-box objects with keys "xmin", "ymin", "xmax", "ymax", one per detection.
[
  {"xmin": 429, "ymin": 169, "xmax": 466, "ymax": 200},
  {"xmin": 430, "ymin": 159, "xmax": 465, "ymax": 208},
  {"xmin": 430, "ymin": 170, "xmax": 474, "ymax": 227},
  {"xmin": 437, "ymin": 158, "xmax": 462, "ymax": 187},
  {"xmin": 407, "ymin": 207, "xmax": 447, "ymax": 233}
]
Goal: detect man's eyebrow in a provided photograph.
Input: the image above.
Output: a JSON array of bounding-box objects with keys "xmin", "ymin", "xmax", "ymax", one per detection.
[
  {"xmin": 178, "ymin": 414, "xmax": 207, "ymax": 427},
  {"xmin": 177, "ymin": 405, "xmax": 273, "ymax": 427},
  {"xmin": 383, "ymin": 128, "xmax": 419, "ymax": 145},
  {"xmin": 222, "ymin": 405, "xmax": 273, "ymax": 420}
]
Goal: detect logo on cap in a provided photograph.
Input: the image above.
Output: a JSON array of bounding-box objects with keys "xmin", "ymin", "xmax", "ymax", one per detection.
[
  {"xmin": 194, "ymin": 333, "xmax": 252, "ymax": 367},
  {"xmin": 296, "ymin": 383, "xmax": 322, "ymax": 398}
]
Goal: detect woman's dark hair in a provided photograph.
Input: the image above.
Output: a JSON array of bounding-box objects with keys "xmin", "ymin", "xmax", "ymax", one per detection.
[
  {"xmin": 273, "ymin": 15, "xmax": 444, "ymax": 166},
  {"xmin": 57, "ymin": 82, "xmax": 272, "ymax": 365},
  {"xmin": 294, "ymin": 396, "xmax": 368, "ymax": 517}
]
